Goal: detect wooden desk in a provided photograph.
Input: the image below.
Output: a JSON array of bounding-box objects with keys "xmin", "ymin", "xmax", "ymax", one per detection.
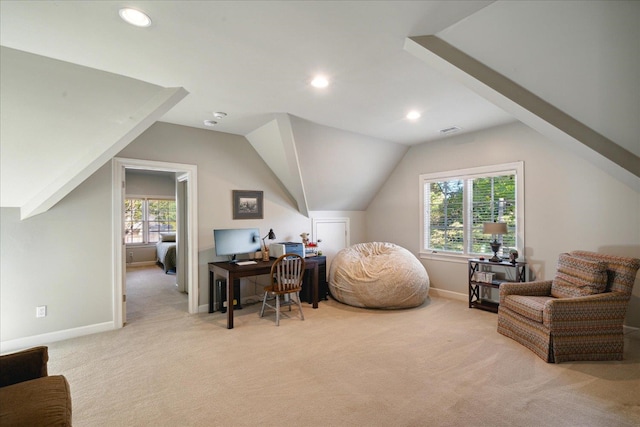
[{"xmin": 208, "ymin": 257, "xmax": 321, "ymax": 329}]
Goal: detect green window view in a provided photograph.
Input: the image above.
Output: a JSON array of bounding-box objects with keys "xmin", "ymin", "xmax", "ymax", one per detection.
[
  {"xmin": 125, "ymin": 198, "xmax": 177, "ymax": 244},
  {"xmin": 423, "ymin": 165, "xmax": 520, "ymax": 258}
]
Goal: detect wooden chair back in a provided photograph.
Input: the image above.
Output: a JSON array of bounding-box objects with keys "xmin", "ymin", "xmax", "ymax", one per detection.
[{"xmin": 270, "ymin": 253, "xmax": 305, "ymax": 294}]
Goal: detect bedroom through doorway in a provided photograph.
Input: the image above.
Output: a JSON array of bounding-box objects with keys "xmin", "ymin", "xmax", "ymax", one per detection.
[
  {"xmin": 113, "ymin": 157, "xmax": 199, "ymax": 329},
  {"xmin": 124, "ymin": 169, "xmax": 188, "ymax": 324},
  {"xmin": 124, "ymin": 169, "xmax": 184, "ymax": 324}
]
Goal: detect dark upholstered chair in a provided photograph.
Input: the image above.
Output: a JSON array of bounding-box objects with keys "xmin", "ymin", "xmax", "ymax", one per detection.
[
  {"xmin": 260, "ymin": 253, "xmax": 305, "ymax": 326},
  {"xmin": 498, "ymin": 251, "xmax": 640, "ymax": 363},
  {"xmin": 0, "ymin": 346, "xmax": 72, "ymax": 425}
]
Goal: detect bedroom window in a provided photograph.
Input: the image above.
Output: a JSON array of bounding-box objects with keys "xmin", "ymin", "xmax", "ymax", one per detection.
[
  {"xmin": 419, "ymin": 162, "xmax": 524, "ymax": 261},
  {"xmin": 125, "ymin": 198, "xmax": 176, "ymax": 244}
]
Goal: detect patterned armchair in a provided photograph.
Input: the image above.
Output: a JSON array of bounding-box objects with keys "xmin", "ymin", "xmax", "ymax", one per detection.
[{"xmin": 497, "ymin": 251, "xmax": 640, "ymax": 363}]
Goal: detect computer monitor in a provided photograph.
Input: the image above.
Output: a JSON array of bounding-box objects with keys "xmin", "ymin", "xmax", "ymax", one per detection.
[{"xmin": 213, "ymin": 228, "xmax": 261, "ymax": 263}]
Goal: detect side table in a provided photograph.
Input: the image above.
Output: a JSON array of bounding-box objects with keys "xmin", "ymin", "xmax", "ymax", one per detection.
[{"xmin": 468, "ymin": 258, "xmax": 526, "ymax": 313}]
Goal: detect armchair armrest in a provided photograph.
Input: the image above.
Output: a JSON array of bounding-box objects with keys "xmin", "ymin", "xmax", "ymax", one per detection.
[
  {"xmin": 544, "ymin": 291, "xmax": 630, "ymax": 330},
  {"xmin": 499, "ymin": 280, "xmax": 552, "ymax": 305},
  {"xmin": 0, "ymin": 346, "xmax": 49, "ymax": 387}
]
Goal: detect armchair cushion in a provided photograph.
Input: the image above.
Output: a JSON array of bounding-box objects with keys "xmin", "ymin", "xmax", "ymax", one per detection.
[
  {"xmin": 0, "ymin": 346, "xmax": 72, "ymax": 426},
  {"xmin": 0, "ymin": 375, "xmax": 71, "ymax": 426},
  {"xmin": 551, "ymin": 253, "xmax": 607, "ymax": 298},
  {"xmin": 502, "ymin": 295, "xmax": 555, "ymax": 323}
]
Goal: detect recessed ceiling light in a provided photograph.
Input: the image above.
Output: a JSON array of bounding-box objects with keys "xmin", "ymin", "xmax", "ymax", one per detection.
[
  {"xmin": 406, "ymin": 111, "xmax": 421, "ymax": 120},
  {"xmin": 311, "ymin": 76, "xmax": 329, "ymax": 88},
  {"xmin": 119, "ymin": 8, "xmax": 152, "ymax": 27},
  {"xmin": 203, "ymin": 120, "xmax": 217, "ymax": 127},
  {"xmin": 213, "ymin": 112, "xmax": 227, "ymax": 119}
]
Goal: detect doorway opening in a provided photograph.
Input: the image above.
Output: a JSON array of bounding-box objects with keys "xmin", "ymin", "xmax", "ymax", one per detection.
[{"xmin": 112, "ymin": 158, "xmax": 198, "ymax": 328}]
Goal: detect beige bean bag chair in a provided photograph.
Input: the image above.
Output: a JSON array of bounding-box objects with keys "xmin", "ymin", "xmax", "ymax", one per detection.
[{"xmin": 329, "ymin": 242, "xmax": 429, "ymax": 309}]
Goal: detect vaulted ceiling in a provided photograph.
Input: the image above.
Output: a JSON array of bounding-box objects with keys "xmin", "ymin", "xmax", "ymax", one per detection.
[{"xmin": 1, "ymin": 1, "xmax": 638, "ymax": 219}]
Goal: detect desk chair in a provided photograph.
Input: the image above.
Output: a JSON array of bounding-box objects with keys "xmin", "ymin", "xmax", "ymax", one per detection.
[{"xmin": 260, "ymin": 254, "xmax": 305, "ymax": 326}]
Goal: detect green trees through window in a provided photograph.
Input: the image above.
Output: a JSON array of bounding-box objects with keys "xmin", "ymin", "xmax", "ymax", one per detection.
[
  {"xmin": 125, "ymin": 198, "xmax": 176, "ymax": 244},
  {"xmin": 421, "ymin": 162, "xmax": 523, "ymax": 259}
]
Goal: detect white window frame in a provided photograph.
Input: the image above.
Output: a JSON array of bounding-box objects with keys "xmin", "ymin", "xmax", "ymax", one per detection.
[
  {"xmin": 419, "ymin": 161, "xmax": 524, "ymax": 263},
  {"xmin": 125, "ymin": 196, "xmax": 176, "ymax": 245}
]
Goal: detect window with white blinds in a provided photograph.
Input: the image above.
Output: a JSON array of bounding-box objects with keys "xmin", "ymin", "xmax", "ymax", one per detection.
[
  {"xmin": 420, "ymin": 162, "xmax": 524, "ymax": 260},
  {"xmin": 125, "ymin": 198, "xmax": 176, "ymax": 244}
]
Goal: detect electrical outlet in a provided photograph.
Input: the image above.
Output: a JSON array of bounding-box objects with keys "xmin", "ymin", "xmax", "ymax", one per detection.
[{"xmin": 36, "ymin": 305, "xmax": 47, "ymax": 318}]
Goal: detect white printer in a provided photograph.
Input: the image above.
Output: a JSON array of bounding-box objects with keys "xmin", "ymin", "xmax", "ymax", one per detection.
[{"xmin": 269, "ymin": 242, "xmax": 305, "ymax": 258}]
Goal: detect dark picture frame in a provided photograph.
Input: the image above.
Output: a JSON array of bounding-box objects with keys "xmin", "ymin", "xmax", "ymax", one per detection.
[{"xmin": 232, "ymin": 190, "xmax": 263, "ymax": 220}]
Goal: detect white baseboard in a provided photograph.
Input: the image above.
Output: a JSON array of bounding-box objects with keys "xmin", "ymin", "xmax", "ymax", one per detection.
[
  {"xmin": 126, "ymin": 261, "xmax": 157, "ymax": 267},
  {"xmin": 0, "ymin": 321, "xmax": 114, "ymax": 354},
  {"xmin": 428, "ymin": 287, "xmax": 467, "ymax": 302}
]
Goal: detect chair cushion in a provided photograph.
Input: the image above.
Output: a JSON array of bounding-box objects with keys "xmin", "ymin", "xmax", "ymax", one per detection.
[
  {"xmin": 503, "ymin": 295, "xmax": 555, "ymax": 323},
  {"xmin": 0, "ymin": 375, "xmax": 72, "ymax": 426},
  {"xmin": 551, "ymin": 253, "xmax": 608, "ymax": 298}
]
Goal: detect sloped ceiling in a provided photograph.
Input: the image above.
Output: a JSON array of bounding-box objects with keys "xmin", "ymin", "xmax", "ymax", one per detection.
[
  {"xmin": 430, "ymin": 0, "xmax": 639, "ymax": 190},
  {"xmin": 246, "ymin": 115, "xmax": 310, "ymax": 217},
  {"xmin": 405, "ymin": 36, "xmax": 640, "ymax": 191},
  {"xmin": 0, "ymin": 47, "xmax": 187, "ymax": 218},
  {"xmin": 247, "ymin": 114, "xmax": 408, "ymax": 215},
  {"xmin": 1, "ymin": 1, "xmax": 638, "ymax": 219}
]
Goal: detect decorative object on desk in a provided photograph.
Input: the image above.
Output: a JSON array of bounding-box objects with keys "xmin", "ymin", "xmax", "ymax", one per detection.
[
  {"xmin": 300, "ymin": 233, "xmax": 321, "ymax": 257},
  {"xmin": 509, "ymin": 249, "xmax": 519, "ymax": 264},
  {"xmin": 329, "ymin": 242, "xmax": 429, "ymax": 309},
  {"xmin": 261, "ymin": 228, "xmax": 276, "ymax": 261},
  {"xmin": 232, "ymin": 190, "xmax": 263, "ymax": 220},
  {"xmin": 483, "ymin": 221, "xmax": 508, "ymax": 262},
  {"xmin": 305, "ymin": 242, "xmax": 318, "ymax": 257}
]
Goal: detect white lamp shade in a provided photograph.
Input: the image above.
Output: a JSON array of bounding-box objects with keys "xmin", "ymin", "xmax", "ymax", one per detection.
[{"xmin": 483, "ymin": 222, "xmax": 508, "ymax": 235}]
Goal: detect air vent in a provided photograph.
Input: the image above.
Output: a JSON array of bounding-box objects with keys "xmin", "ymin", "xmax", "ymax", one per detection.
[{"xmin": 440, "ymin": 126, "xmax": 461, "ymax": 135}]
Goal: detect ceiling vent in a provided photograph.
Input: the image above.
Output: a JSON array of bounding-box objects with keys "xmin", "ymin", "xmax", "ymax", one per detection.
[{"xmin": 440, "ymin": 126, "xmax": 461, "ymax": 135}]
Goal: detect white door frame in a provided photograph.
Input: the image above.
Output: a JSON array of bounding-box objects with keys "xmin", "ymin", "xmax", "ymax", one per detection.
[
  {"xmin": 112, "ymin": 157, "xmax": 199, "ymax": 328},
  {"xmin": 176, "ymin": 175, "xmax": 189, "ymax": 293}
]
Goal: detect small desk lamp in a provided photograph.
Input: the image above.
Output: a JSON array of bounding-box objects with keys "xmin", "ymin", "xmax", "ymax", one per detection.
[
  {"xmin": 262, "ymin": 229, "xmax": 276, "ymax": 261},
  {"xmin": 483, "ymin": 222, "xmax": 508, "ymax": 262}
]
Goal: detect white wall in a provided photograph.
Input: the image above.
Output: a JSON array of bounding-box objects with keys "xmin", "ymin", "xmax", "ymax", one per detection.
[
  {"xmin": 4, "ymin": 118, "xmax": 637, "ymax": 352},
  {"xmin": 117, "ymin": 122, "xmax": 337, "ymax": 306},
  {"xmin": 1, "ymin": 164, "xmax": 113, "ymax": 345},
  {"xmin": 125, "ymin": 170, "xmax": 176, "ymax": 198},
  {"xmin": 366, "ymin": 121, "xmax": 640, "ymax": 327},
  {"xmin": 1, "ymin": 122, "xmax": 368, "ymax": 351}
]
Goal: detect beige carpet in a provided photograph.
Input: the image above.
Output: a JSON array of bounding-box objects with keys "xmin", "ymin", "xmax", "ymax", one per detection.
[{"xmin": 45, "ymin": 266, "xmax": 640, "ymax": 426}]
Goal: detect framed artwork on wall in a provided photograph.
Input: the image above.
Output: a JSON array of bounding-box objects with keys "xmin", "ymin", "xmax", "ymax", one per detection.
[{"xmin": 232, "ymin": 190, "xmax": 263, "ymax": 219}]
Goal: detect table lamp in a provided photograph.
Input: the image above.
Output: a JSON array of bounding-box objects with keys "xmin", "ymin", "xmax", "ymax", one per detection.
[
  {"xmin": 483, "ymin": 222, "xmax": 508, "ymax": 262},
  {"xmin": 262, "ymin": 228, "xmax": 276, "ymax": 261}
]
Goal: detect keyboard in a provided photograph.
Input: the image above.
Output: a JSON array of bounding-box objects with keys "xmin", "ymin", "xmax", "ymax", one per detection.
[{"xmin": 236, "ymin": 260, "xmax": 257, "ymax": 266}]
